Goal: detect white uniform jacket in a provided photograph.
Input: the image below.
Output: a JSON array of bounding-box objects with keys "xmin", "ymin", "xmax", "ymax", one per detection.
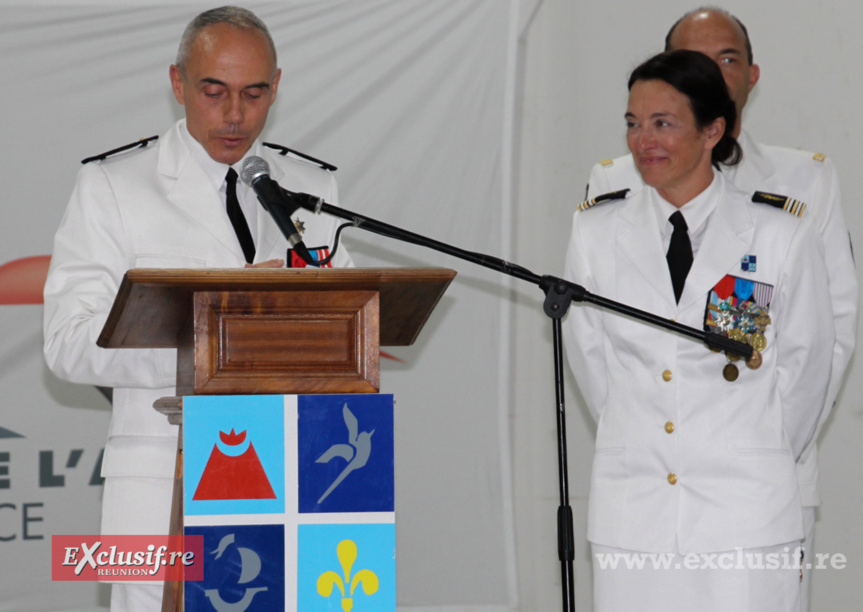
[
  {"xmin": 563, "ymin": 173, "xmax": 833, "ymax": 554},
  {"xmin": 585, "ymin": 130, "xmax": 856, "ymax": 507},
  {"xmin": 44, "ymin": 120, "xmax": 353, "ymax": 488}
]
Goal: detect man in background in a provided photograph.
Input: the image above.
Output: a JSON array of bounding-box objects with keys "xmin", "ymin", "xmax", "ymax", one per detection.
[
  {"xmin": 584, "ymin": 8, "xmax": 857, "ymax": 609},
  {"xmin": 43, "ymin": 6, "xmax": 351, "ymax": 610}
]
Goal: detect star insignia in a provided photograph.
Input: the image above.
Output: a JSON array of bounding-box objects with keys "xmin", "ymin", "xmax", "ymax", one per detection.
[{"xmin": 293, "ymin": 218, "xmax": 306, "ymax": 234}]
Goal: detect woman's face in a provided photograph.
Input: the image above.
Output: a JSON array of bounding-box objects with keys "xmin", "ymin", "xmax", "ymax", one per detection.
[{"xmin": 625, "ymin": 78, "xmax": 722, "ymax": 206}]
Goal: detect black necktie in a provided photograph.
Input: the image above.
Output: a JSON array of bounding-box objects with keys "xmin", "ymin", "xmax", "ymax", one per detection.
[
  {"xmin": 666, "ymin": 211, "xmax": 693, "ymax": 303},
  {"xmin": 225, "ymin": 168, "xmax": 255, "ymax": 264}
]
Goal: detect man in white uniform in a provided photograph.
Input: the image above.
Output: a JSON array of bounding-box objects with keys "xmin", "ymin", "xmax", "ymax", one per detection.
[
  {"xmin": 43, "ymin": 7, "xmax": 351, "ymax": 611},
  {"xmin": 583, "ymin": 9, "xmax": 856, "ymax": 608}
]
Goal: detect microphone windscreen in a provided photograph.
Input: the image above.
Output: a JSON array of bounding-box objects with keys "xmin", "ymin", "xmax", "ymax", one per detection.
[{"xmin": 240, "ymin": 156, "xmax": 270, "ymax": 185}]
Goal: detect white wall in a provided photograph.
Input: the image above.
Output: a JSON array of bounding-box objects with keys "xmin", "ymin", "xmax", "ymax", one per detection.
[{"xmin": 514, "ymin": 1, "xmax": 863, "ymax": 609}]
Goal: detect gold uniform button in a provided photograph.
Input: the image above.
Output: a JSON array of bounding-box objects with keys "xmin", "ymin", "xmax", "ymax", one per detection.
[
  {"xmin": 662, "ymin": 370, "xmax": 672, "ymax": 382},
  {"xmin": 665, "ymin": 421, "xmax": 675, "ymax": 434},
  {"xmin": 667, "ymin": 473, "xmax": 678, "ymax": 485}
]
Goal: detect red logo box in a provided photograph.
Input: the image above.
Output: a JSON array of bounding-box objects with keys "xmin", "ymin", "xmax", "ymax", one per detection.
[{"xmin": 52, "ymin": 535, "xmax": 204, "ymax": 581}]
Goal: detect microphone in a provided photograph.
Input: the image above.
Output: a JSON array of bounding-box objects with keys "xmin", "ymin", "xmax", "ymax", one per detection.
[{"xmin": 240, "ymin": 156, "xmax": 314, "ymax": 265}]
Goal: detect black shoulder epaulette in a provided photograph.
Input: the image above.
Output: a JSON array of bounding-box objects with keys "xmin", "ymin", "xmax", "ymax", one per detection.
[
  {"xmin": 263, "ymin": 142, "xmax": 337, "ymax": 171},
  {"xmin": 578, "ymin": 188, "xmax": 629, "ymax": 212},
  {"xmin": 752, "ymin": 191, "xmax": 806, "ymax": 217},
  {"xmin": 81, "ymin": 136, "xmax": 158, "ymax": 164}
]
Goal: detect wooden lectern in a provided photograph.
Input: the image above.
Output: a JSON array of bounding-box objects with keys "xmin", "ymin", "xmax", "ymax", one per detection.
[{"xmin": 97, "ymin": 267, "xmax": 456, "ymax": 611}]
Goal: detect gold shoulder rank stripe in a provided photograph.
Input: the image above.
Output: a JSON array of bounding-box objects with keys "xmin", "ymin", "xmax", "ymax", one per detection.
[
  {"xmin": 751, "ymin": 190, "xmax": 807, "ymax": 217},
  {"xmin": 600, "ymin": 158, "xmax": 614, "ymax": 167},
  {"xmin": 81, "ymin": 136, "xmax": 158, "ymax": 164},
  {"xmin": 578, "ymin": 188, "xmax": 629, "ymax": 212},
  {"xmin": 813, "ymin": 152, "xmax": 826, "ymax": 162}
]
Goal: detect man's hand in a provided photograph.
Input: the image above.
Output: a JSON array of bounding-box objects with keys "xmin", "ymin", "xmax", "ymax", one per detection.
[{"xmin": 245, "ymin": 258, "xmax": 284, "ymax": 268}]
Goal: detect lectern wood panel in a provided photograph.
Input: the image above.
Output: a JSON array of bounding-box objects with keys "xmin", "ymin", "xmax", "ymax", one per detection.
[
  {"xmin": 175, "ymin": 290, "xmax": 380, "ymax": 395},
  {"xmin": 98, "ymin": 268, "xmax": 456, "ymax": 350}
]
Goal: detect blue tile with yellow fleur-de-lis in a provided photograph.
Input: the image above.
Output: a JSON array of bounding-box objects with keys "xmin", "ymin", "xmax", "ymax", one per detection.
[{"xmin": 297, "ymin": 523, "xmax": 396, "ymax": 611}]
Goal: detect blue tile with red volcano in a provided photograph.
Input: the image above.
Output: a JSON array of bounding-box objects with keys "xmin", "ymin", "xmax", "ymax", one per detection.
[{"xmin": 184, "ymin": 395, "xmax": 285, "ymax": 515}]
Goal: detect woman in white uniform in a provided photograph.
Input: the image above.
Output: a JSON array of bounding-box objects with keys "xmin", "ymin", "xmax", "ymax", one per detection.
[{"xmin": 563, "ymin": 50, "xmax": 833, "ymax": 611}]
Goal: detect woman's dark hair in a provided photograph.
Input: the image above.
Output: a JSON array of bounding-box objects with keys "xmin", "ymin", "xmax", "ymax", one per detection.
[{"xmin": 628, "ymin": 49, "xmax": 742, "ymax": 166}]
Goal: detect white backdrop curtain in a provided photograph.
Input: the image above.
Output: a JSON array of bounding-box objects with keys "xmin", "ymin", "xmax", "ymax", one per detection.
[{"xmin": 0, "ymin": 2, "xmax": 522, "ymax": 610}]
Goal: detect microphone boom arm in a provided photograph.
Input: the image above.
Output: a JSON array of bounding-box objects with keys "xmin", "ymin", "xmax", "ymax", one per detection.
[{"xmin": 286, "ymin": 191, "xmax": 753, "ymax": 359}]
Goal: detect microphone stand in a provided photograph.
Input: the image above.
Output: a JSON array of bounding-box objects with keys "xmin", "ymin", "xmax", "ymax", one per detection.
[{"xmin": 284, "ymin": 192, "xmax": 752, "ymax": 612}]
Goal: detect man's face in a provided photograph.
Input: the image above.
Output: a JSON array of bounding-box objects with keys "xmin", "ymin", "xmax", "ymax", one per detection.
[
  {"xmin": 667, "ymin": 11, "xmax": 759, "ymax": 135},
  {"xmin": 170, "ymin": 23, "xmax": 280, "ymax": 165}
]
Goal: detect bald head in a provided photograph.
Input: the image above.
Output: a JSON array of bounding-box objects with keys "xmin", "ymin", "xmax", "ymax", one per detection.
[
  {"xmin": 665, "ymin": 8, "xmax": 759, "ymax": 137},
  {"xmin": 176, "ymin": 6, "xmax": 277, "ymax": 77},
  {"xmin": 666, "ymin": 8, "xmax": 752, "ymax": 63}
]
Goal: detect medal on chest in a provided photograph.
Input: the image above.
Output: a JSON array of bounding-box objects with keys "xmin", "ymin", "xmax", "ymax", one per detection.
[{"xmin": 704, "ymin": 274, "xmax": 774, "ymax": 381}]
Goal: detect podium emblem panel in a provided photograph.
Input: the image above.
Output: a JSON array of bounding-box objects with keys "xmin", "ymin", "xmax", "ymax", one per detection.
[{"xmin": 183, "ymin": 393, "xmax": 395, "ymax": 611}]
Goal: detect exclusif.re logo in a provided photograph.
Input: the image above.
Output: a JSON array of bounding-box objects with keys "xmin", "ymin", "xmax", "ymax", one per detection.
[{"xmin": 51, "ymin": 535, "xmax": 204, "ymax": 581}]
